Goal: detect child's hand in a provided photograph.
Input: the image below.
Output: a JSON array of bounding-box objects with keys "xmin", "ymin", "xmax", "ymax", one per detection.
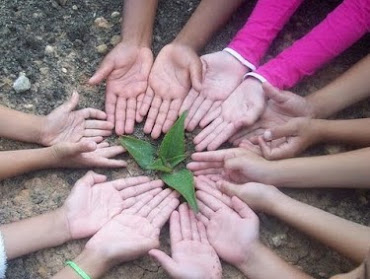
[
  {"xmin": 258, "ymin": 117, "xmax": 319, "ymax": 159},
  {"xmin": 62, "ymin": 171, "xmax": 165, "ymax": 239},
  {"xmin": 40, "ymin": 92, "xmax": 113, "ymax": 146},
  {"xmin": 149, "ymin": 204, "xmax": 222, "ymax": 279},
  {"xmin": 51, "ymin": 141, "xmax": 126, "ymax": 168},
  {"xmin": 196, "ymin": 190, "xmax": 260, "ymax": 269},
  {"xmin": 84, "ymin": 188, "xmax": 180, "ymax": 265}
]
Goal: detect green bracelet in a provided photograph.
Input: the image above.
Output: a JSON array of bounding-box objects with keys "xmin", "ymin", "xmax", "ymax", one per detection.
[{"xmin": 65, "ymin": 260, "xmax": 91, "ymax": 279}]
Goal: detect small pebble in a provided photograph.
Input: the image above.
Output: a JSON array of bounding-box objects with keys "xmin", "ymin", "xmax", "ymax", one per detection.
[
  {"xmin": 94, "ymin": 17, "xmax": 112, "ymax": 29},
  {"xmin": 62, "ymin": 68, "xmax": 68, "ymax": 73},
  {"xmin": 111, "ymin": 11, "xmax": 120, "ymax": 18},
  {"xmin": 72, "ymin": 5, "xmax": 78, "ymax": 10},
  {"xmin": 44, "ymin": 45, "xmax": 55, "ymax": 55},
  {"xmin": 96, "ymin": 44, "xmax": 108, "ymax": 54},
  {"xmin": 271, "ymin": 233, "xmax": 287, "ymax": 248},
  {"xmin": 13, "ymin": 73, "xmax": 31, "ymax": 93},
  {"xmin": 110, "ymin": 35, "xmax": 121, "ymax": 46},
  {"xmin": 39, "ymin": 67, "xmax": 49, "ymax": 75}
]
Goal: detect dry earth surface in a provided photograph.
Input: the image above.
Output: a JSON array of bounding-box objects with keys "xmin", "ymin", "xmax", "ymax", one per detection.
[{"xmin": 0, "ymin": 0, "xmax": 369, "ymax": 278}]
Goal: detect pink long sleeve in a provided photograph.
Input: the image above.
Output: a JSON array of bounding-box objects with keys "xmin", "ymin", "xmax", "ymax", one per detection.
[
  {"xmin": 255, "ymin": 0, "xmax": 370, "ymax": 89},
  {"xmin": 226, "ymin": 0, "xmax": 304, "ymax": 68}
]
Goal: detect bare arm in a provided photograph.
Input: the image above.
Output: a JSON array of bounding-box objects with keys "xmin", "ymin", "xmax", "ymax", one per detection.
[{"xmin": 307, "ymin": 55, "xmax": 370, "ymax": 118}]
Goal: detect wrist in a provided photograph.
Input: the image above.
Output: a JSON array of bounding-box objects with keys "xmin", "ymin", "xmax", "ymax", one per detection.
[
  {"xmin": 222, "ymin": 49, "xmax": 251, "ymax": 74},
  {"xmin": 52, "ymin": 208, "xmax": 72, "ymax": 245},
  {"xmin": 309, "ymin": 119, "xmax": 326, "ymax": 144},
  {"xmin": 35, "ymin": 115, "xmax": 49, "ymax": 146},
  {"xmin": 236, "ymin": 241, "xmax": 265, "ymax": 273}
]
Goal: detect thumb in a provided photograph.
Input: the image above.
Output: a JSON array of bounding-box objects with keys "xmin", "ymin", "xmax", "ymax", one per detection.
[
  {"xmin": 189, "ymin": 57, "xmax": 203, "ymax": 92},
  {"xmin": 231, "ymin": 196, "xmax": 256, "ymax": 219},
  {"xmin": 149, "ymin": 249, "xmax": 178, "ymax": 276},
  {"xmin": 64, "ymin": 91, "xmax": 80, "ymax": 112},
  {"xmin": 263, "ymin": 121, "xmax": 296, "ymax": 141},
  {"xmin": 262, "ymin": 82, "xmax": 287, "ymax": 104},
  {"xmin": 224, "ymin": 157, "xmax": 245, "ymax": 172},
  {"xmin": 89, "ymin": 58, "xmax": 114, "ymax": 85},
  {"xmin": 217, "ymin": 180, "xmax": 241, "ymax": 197}
]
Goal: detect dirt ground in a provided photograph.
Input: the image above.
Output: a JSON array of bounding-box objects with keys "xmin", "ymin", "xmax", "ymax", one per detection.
[{"xmin": 0, "ymin": 0, "xmax": 369, "ymax": 278}]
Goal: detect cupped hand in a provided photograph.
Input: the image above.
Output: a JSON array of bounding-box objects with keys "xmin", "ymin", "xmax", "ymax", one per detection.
[
  {"xmin": 62, "ymin": 171, "xmax": 165, "ymax": 239},
  {"xmin": 196, "ymin": 190, "xmax": 260, "ymax": 268},
  {"xmin": 89, "ymin": 43, "xmax": 153, "ymax": 135},
  {"xmin": 149, "ymin": 204, "xmax": 222, "ymax": 279},
  {"xmin": 84, "ymin": 188, "xmax": 180, "ymax": 264},
  {"xmin": 52, "ymin": 141, "xmax": 127, "ymax": 168},
  {"xmin": 40, "ymin": 92, "xmax": 113, "ymax": 146},
  {"xmin": 194, "ymin": 78, "xmax": 266, "ymax": 151},
  {"xmin": 229, "ymin": 82, "xmax": 314, "ymax": 147},
  {"xmin": 180, "ymin": 51, "xmax": 247, "ymax": 132},
  {"xmin": 139, "ymin": 43, "xmax": 202, "ymax": 139}
]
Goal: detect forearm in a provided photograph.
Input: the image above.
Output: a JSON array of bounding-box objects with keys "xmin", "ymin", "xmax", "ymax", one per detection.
[
  {"xmin": 53, "ymin": 249, "xmax": 111, "ymax": 279},
  {"xmin": 121, "ymin": 0, "xmax": 158, "ymax": 46},
  {"xmin": 238, "ymin": 242, "xmax": 312, "ymax": 279},
  {"xmin": 255, "ymin": 0, "xmax": 370, "ymax": 89},
  {"xmin": 174, "ymin": 0, "xmax": 244, "ymax": 52},
  {"xmin": 0, "ymin": 147, "xmax": 59, "ymax": 180},
  {"xmin": 270, "ymin": 148, "xmax": 370, "ymax": 188},
  {"xmin": 307, "ymin": 55, "xmax": 370, "ymax": 118},
  {"xmin": 0, "ymin": 209, "xmax": 70, "ymax": 259},
  {"xmin": 314, "ymin": 118, "xmax": 370, "ymax": 146},
  {"xmin": 0, "ymin": 105, "xmax": 44, "ymax": 144},
  {"xmin": 270, "ymin": 194, "xmax": 370, "ymax": 263}
]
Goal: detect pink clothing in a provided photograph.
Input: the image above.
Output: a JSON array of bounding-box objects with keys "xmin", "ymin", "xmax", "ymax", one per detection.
[
  {"xmin": 228, "ymin": 0, "xmax": 304, "ymax": 68},
  {"xmin": 255, "ymin": 0, "xmax": 370, "ymax": 89}
]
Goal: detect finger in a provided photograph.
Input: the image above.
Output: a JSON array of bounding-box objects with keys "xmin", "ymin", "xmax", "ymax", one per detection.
[
  {"xmin": 216, "ymin": 180, "xmax": 241, "ymax": 198},
  {"xmin": 89, "ymin": 58, "xmax": 114, "ymax": 85},
  {"xmin": 195, "ymin": 212, "xmax": 209, "ymax": 226},
  {"xmin": 64, "ymin": 91, "xmax": 79, "ymax": 111},
  {"xmin": 112, "ymin": 176, "xmax": 152, "ymax": 190},
  {"xmin": 125, "ymin": 97, "xmax": 136, "ymax": 134},
  {"xmin": 115, "ymin": 97, "xmax": 126, "ymax": 135},
  {"xmin": 169, "ymin": 211, "xmax": 182, "ymax": 244},
  {"xmin": 195, "ymin": 176, "xmax": 232, "ymax": 207},
  {"xmin": 194, "ymin": 116, "xmax": 223, "ymax": 145},
  {"xmin": 199, "ymin": 104, "xmax": 222, "ymax": 128},
  {"xmin": 147, "ymin": 191, "xmax": 180, "ymax": 222},
  {"xmin": 85, "ymin": 120, "xmax": 114, "ymax": 130},
  {"xmin": 151, "ymin": 197, "xmax": 180, "ymax": 229},
  {"xmin": 136, "ymin": 94, "xmax": 145, "ymax": 123},
  {"xmin": 187, "ymin": 99, "xmax": 213, "ymax": 132},
  {"xmin": 96, "ymin": 145, "xmax": 126, "ymax": 158},
  {"xmin": 180, "ymin": 88, "xmax": 198, "ymax": 115},
  {"xmin": 264, "ymin": 123, "xmax": 296, "ymax": 141},
  {"xmin": 197, "ymin": 221, "xmax": 209, "ymax": 244},
  {"xmin": 187, "ymin": 161, "xmax": 223, "ymax": 171},
  {"xmin": 81, "ymin": 108, "xmax": 107, "ymax": 120},
  {"xmin": 162, "ymin": 99, "xmax": 183, "ymax": 133},
  {"xmin": 197, "ymin": 199, "xmax": 214, "ymax": 219},
  {"xmin": 92, "ymin": 158, "xmax": 127, "ymax": 168},
  {"xmin": 189, "ymin": 58, "xmax": 203, "ymax": 92},
  {"xmin": 137, "ymin": 188, "xmax": 173, "ymax": 217},
  {"xmin": 120, "ymin": 180, "xmax": 164, "ymax": 199},
  {"xmin": 105, "ymin": 92, "xmax": 117, "ymax": 124},
  {"xmin": 139, "ymin": 86, "xmax": 155, "ymax": 117},
  {"xmin": 122, "ymin": 188, "xmax": 162, "ymax": 209},
  {"xmin": 80, "ymin": 136, "xmax": 104, "ymax": 144},
  {"xmin": 185, "ymin": 95, "xmax": 204, "ymax": 128},
  {"xmin": 259, "ymin": 136, "xmax": 292, "ymax": 160},
  {"xmin": 83, "ymin": 129, "xmax": 112, "ymax": 137},
  {"xmin": 76, "ymin": 170, "xmax": 107, "ymax": 186},
  {"xmin": 96, "ymin": 141, "xmax": 110, "ymax": 148},
  {"xmin": 231, "ymin": 196, "xmax": 257, "ymax": 219},
  {"xmin": 193, "ymin": 168, "xmax": 223, "ymax": 176},
  {"xmin": 207, "ymin": 123, "xmax": 236, "ymax": 151},
  {"xmin": 122, "ymin": 192, "xmax": 157, "ymax": 215},
  {"xmin": 189, "ymin": 210, "xmax": 200, "ymax": 242},
  {"xmin": 204, "ymin": 174, "xmax": 223, "ymax": 182},
  {"xmin": 196, "ymin": 191, "xmax": 229, "ymax": 212},
  {"xmin": 144, "ymin": 96, "xmax": 162, "ymax": 134},
  {"xmin": 151, "ymin": 100, "xmax": 170, "ymax": 139},
  {"xmin": 262, "ymin": 82, "xmax": 288, "ymax": 104},
  {"xmin": 190, "ymin": 149, "xmax": 230, "ymax": 162},
  {"xmin": 196, "ymin": 121, "xmax": 228, "ymax": 152},
  {"xmin": 179, "ymin": 203, "xmax": 192, "ymax": 240},
  {"xmin": 148, "ymin": 249, "xmax": 177, "ymax": 276}
]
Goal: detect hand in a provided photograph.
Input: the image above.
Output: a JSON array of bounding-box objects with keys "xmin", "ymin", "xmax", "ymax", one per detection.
[
  {"xmin": 194, "ymin": 78, "xmax": 266, "ymax": 151},
  {"xmin": 139, "ymin": 43, "xmax": 202, "ymax": 139},
  {"xmin": 84, "ymin": 188, "xmax": 180, "ymax": 265},
  {"xmin": 62, "ymin": 171, "xmax": 164, "ymax": 239},
  {"xmin": 229, "ymin": 82, "xmax": 314, "ymax": 147},
  {"xmin": 217, "ymin": 180, "xmax": 283, "ymax": 214},
  {"xmin": 40, "ymin": 92, "xmax": 113, "ymax": 146},
  {"xmin": 180, "ymin": 51, "xmax": 247, "ymax": 132},
  {"xmin": 196, "ymin": 190, "xmax": 260, "ymax": 268},
  {"xmin": 258, "ymin": 117, "xmax": 319, "ymax": 159},
  {"xmin": 51, "ymin": 141, "xmax": 127, "ymax": 168},
  {"xmin": 89, "ymin": 42, "xmax": 153, "ymax": 135},
  {"xmin": 149, "ymin": 204, "xmax": 222, "ymax": 279},
  {"xmin": 187, "ymin": 148, "xmax": 250, "ymax": 183}
]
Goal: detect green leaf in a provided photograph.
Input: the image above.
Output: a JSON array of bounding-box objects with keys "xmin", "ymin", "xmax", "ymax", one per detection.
[
  {"xmin": 161, "ymin": 169, "xmax": 198, "ymax": 212},
  {"xmin": 147, "ymin": 158, "xmax": 172, "ymax": 173},
  {"xmin": 159, "ymin": 112, "xmax": 187, "ymax": 168},
  {"xmin": 119, "ymin": 136, "xmax": 156, "ymax": 169}
]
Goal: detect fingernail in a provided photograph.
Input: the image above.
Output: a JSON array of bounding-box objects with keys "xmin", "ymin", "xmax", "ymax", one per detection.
[{"xmin": 264, "ymin": 130, "xmax": 272, "ymax": 141}]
